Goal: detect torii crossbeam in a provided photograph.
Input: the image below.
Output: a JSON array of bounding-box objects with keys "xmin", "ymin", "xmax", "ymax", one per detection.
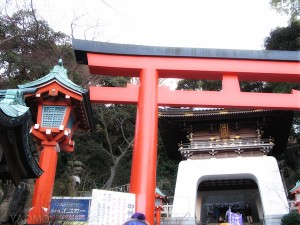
[{"xmin": 73, "ymin": 39, "xmax": 300, "ymax": 225}]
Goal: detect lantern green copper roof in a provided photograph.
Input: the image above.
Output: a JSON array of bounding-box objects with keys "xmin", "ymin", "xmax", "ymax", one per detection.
[
  {"xmin": 290, "ymin": 180, "xmax": 300, "ymax": 194},
  {"xmin": 0, "ymin": 89, "xmax": 36, "ymax": 117},
  {"xmin": 18, "ymin": 59, "xmax": 86, "ymax": 94},
  {"xmin": 155, "ymin": 187, "xmax": 166, "ymax": 197},
  {"xmin": 17, "ymin": 60, "xmax": 95, "ymax": 131}
]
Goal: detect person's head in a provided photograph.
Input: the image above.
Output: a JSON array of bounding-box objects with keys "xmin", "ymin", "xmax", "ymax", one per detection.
[
  {"xmin": 123, "ymin": 212, "xmax": 149, "ymax": 225},
  {"xmin": 131, "ymin": 212, "xmax": 146, "ymax": 221}
]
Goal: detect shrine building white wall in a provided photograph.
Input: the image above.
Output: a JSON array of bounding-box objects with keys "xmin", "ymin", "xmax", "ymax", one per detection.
[{"xmin": 171, "ymin": 156, "xmax": 289, "ymax": 225}]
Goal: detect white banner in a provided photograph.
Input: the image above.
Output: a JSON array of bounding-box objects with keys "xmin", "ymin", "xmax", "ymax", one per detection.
[
  {"xmin": 88, "ymin": 189, "xmax": 135, "ymax": 225},
  {"xmin": 229, "ymin": 212, "xmax": 243, "ymax": 225}
]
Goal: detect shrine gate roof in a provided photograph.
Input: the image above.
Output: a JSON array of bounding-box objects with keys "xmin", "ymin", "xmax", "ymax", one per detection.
[{"xmin": 73, "ymin": 39, "xmax": 300, "ymax": 64}]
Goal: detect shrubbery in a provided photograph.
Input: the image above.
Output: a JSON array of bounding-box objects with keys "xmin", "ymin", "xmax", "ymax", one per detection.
[{"xmin": 281, "ymin": 212, "xmax": 300, "ymax": 225}]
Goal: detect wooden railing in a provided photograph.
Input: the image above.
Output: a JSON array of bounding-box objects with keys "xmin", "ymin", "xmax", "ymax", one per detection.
[
  {"xmin": 178, "ymin": 138, "xmax": 274, "ymax": 158},
  {"xmin": 161, "ymin": 205, "xmax": 173, "ymax": 217}
]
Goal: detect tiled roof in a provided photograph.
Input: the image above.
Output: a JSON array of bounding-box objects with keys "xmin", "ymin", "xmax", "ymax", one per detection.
[
  {"xmin": 18, "ymin": 59, "xmax": 86, "ymax": 94},
  {"xmin": 0, "ymin": 89, "xmax": 34, "ymax": 117},
  {"xmin": 0, "ymin": 89, "xmax": 42, "ymax": 184},
  {"xmin": 155, "ymin": 187, "xmax": 167, "ymax": 198},
  {"xmin": 17, "ymin": 60, "xmax": 94, "ymax": 131},
  {"xmin": 158, "ymin": 108, "xmax": 273, "ymax": 120},
  {"xmin": 290, "ymin": 180, "xmax": 300, "ymax": 194}
]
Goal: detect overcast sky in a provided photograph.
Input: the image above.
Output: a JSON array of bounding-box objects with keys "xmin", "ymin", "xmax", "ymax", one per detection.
[{"xmin": 33, "ymin": 0, "xmax": 290, "ymax": 50}]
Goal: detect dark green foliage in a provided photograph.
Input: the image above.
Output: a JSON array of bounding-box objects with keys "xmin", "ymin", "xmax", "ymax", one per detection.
[
  {"xmin": 98, "ymin": 76, "xmax": 130, "ymax": 87},
  {"xmin": 240, "ymin": 82, "xmax": 268, "ymax": 92},
  {"xmin": 176, "ymin": 79, "xmax": 221, "ymax": 91},
  {"xmin": 281, "ymin": 212, "xmax": 300, "ymax": 225},
  {"xmin": 264, "ymin": 20, "xmax": 300, "ymax": 50},
  {"xmin": 73, "ymin": 134, "xmax": 114, "ymax": 188},
  {"xmin": 240, "ymin": 81, "xmax": 298, "ymax": 93},
  {"xmin": 177, "ymin": 80, "xmax": 202, "ymax": 90},
  {"xmin": 156, "ymin": 141, "xmax": 179, "ymax": 196},
  {"xmin": 55, "ymin": 152, "xmax": 72, "ymax": 178},
  {"xmin": 114, "ymin": 151, "xmax": 132, "ymax": 186},
  {"xmin": 0, "ymin": 9, "xmax": 75, "ymax": 88},
  {"xmin": 241, "ymin": 20, "xmax": 300, "ymax": 94},
  {"xmin": 68, "ymin": 102, "xmax": 137, "ymax": 190},
  {"xmin": 263, "ymin": 18, "xmax": 300, "ymax": 194}
]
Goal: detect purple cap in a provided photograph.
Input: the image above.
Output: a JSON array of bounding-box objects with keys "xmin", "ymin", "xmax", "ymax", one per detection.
[{"xmin": 131, "ymin": 212, "xmax": 146, "ymax": 220}]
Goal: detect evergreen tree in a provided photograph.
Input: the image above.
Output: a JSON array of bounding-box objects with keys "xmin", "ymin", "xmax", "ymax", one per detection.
[
  {"xmin": 270, "ymin": 0, "xmax": 300, "ymax": 22},
  {"xmin": 0, "ymin": 9, "xmax": 77, "ymax": 88}
]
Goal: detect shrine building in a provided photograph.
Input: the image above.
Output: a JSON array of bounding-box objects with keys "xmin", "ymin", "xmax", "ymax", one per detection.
[{"xmin": 158, "ymin": 107, "xmax": 294, "ymax": 224}]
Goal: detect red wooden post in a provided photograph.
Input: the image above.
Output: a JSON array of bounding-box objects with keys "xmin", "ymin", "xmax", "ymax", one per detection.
[
  {"xmin": 27, "ymin": 142, "xmax": 59, "ymax": 224},
  {"xmin": 19, "ymin": 60, "xmax": 93, "ymax": 225},
  {"xmin": 155, "ymin": 206, "xmax": 163, "ymax": 225},
  {"xmin": 130, "ymin": 69, "xmax": 159, "ymax": 225},
  {"xmin": 222, "ymin": 74, "xmax": 240, "ymax": 92}
]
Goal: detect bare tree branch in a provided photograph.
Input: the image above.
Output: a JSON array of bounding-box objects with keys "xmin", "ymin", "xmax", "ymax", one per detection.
[{"xmin": 30, "ymin": 0, "xmax": 39, "ymax": 39}]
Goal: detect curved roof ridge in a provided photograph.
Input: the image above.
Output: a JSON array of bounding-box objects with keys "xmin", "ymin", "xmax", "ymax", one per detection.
[{"xmin": 18, "ymin": 60, "xmax": 86, "ymax": 94}]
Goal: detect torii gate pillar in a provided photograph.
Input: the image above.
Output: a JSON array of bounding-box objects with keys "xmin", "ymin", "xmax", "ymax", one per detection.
[
  {"xmin": 131, "ymin": 69, "xmax": 158, "ymax": 218},
  {"xmin": 73, "ymin": 39, "xmax": 300, "ymax": 225}
]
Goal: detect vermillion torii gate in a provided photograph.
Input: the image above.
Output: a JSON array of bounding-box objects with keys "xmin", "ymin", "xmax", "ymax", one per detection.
[{"xmin": 73, "ymin": 39, "xmax": 300, "ymax": 225}]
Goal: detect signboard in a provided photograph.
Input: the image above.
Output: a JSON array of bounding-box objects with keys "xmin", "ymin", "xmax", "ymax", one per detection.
[
  {"xmin": 88, "ymin": 189, "xmax": 135, "ymax": 225},
  {"xmin": 50, "ymin": 197, "xmax": 91, "ymax": 224}
]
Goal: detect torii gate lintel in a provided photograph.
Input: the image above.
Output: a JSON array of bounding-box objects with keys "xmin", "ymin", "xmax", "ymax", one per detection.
[{"xmin": 90, "ymin": 85, "xmax": 300, "ymax": 110}]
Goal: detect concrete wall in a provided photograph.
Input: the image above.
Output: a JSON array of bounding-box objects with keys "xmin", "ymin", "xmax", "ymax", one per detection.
[{"xmin": 171, "ymin": 156, "xmax": 289, "ymax": 225}]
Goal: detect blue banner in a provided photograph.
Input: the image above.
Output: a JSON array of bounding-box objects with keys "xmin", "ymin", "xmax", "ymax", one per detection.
[{"xmin": 50, "ymin": 197, "xmax": 91, "ymax": 224}]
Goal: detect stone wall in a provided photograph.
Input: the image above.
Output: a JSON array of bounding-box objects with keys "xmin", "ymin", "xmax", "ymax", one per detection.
[{"xmin": 0, "ymin": 180, "xmax": 34, "ymax": 225}]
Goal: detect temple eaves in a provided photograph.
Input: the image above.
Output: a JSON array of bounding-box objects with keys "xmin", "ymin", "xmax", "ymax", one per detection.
[{"xmin": 0, "ymin": 88, "xmax": 43, "ymax": 184}]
